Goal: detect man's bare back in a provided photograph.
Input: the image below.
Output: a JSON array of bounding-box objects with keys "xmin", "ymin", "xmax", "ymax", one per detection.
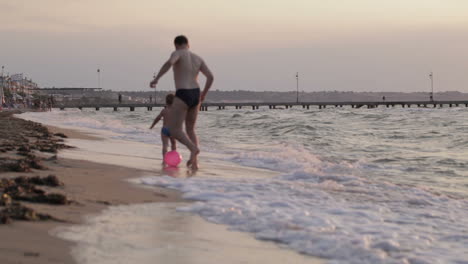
[{"xmin": 172, "ymin": 49, "xmax": 204, "ymax": 89}]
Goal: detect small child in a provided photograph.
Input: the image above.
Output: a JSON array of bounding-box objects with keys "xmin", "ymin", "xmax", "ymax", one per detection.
[{"xmin": 150, "ymin": 94, "xmax": 177, "ymax": 163}]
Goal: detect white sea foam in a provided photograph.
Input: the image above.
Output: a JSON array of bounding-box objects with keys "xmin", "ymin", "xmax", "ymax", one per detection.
[{"xmin": 139, "ymin": 170, "xmax": 468, "ymax": 264}]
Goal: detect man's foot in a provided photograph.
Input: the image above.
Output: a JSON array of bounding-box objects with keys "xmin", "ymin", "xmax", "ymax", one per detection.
[{"xmin": 186, "ymin": 149, "xmax": 200, "ymax": 170}]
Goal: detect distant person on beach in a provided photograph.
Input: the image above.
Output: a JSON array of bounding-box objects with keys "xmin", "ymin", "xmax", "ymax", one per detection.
[
  {"xmin": 149, "ymin": 35, "xmax": 214, "ymax": 170},
  {"xmin": 150, "ymin": 94, "xmax": 177, "ymax": 164},
  {"xmin": 118, "ymin": 93, "xmax": 122, "ymax": 104},
  {"xmin": 47, "ymin": 97, "xmax": 52, "ymax": 111}
]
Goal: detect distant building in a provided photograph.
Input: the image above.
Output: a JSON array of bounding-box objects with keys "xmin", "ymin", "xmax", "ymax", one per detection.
[{"xmin": 1, "ymin": 73, "xmax": 40, "ymax": 107}]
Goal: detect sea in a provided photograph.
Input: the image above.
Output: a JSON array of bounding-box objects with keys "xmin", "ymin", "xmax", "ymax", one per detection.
[{"xmin": 20, "ymin": 105, "xmax": 468, "ymax": 264}]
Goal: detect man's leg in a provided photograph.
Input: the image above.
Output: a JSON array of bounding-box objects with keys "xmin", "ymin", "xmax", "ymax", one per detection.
[
  {"xmin": 167, "ymin": 97, "xmax": 199, "ymax": 168},
  {"xmin": 185, "ymin": 104, "xmax": 200, "ymax": 169},
  {"xmin": 185, "ymin": 103, "xmax": 200, "ymax": 148}
]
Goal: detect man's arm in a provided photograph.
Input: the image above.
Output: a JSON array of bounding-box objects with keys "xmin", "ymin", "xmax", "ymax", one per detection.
[
  {"xmin": 150, "ymin": 52, "xmax": 180, "ymax": 88},
  {"xmin": 199, "ymin": 61, "xmax": 214, "ymax": 102}
]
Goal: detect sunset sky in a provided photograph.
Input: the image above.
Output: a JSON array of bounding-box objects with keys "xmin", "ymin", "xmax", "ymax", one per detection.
[{"xmin": 1, "ymin": 0, "xmax": 467, "ymax": 92}]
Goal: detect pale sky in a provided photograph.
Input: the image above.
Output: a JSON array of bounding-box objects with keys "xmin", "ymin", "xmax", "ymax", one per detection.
[{"xmin": 1, "ymin": 0, "xmax": 467, "ymax": 92}]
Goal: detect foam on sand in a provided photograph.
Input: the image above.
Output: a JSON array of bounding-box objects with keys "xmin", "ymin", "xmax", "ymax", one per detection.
[{"xmin": 53, "ymin": 203, "xmax": 323, "ymax": 264}]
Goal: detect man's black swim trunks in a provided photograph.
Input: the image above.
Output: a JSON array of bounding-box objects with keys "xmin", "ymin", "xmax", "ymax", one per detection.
[{"xmin": 175, "ymin": 88, "xmax": 200, "ymax": 109}]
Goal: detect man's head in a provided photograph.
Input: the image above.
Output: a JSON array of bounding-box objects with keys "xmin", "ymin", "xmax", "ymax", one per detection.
[
  {"xmin": 174, "ymin": 35, "xmax": 189, "ymax": 49},
  {"xmin": 166, "ymin": 93, "xmax": 175, "ymax": 105}
]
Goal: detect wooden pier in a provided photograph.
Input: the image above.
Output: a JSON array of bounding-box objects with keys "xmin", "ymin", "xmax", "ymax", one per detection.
[{"xmin": 56, "ymin": 100, "xmax": 468, "ymax": 111}]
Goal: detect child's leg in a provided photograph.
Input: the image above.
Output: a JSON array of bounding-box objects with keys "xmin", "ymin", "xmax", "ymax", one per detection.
[
  {"xmin": 170, "ymin": 137, "xmax": 177, "ymax": 151},
  {"xmin": 161, "ymin": 134, "xmax": 169, "ymax": 162}
]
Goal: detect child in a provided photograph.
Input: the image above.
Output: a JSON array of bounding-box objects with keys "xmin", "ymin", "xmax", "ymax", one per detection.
[{"xmin": 150, "ymin": 94, "xmax": 177, "ymax": 163}]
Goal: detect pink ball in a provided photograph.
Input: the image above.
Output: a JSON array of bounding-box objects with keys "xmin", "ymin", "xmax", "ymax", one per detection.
[{"xmin": 164, "ymin": 150, "xmax": 182, "ymax": 167}]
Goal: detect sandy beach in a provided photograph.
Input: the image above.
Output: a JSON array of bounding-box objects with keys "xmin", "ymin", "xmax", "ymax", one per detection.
[{"xmin": 0, "ymin": 111, "xmax": 182, "ymax": 264}]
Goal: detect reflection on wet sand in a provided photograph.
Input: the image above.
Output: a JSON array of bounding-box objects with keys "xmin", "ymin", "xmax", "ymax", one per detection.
[{"xmin": 56, "ymin": 203, "xmax": 323, "ymax": 264}]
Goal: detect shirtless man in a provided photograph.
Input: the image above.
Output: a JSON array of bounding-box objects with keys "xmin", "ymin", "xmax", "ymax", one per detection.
[{"xmin": 150, "ymin": 35, "xmax": 214, "ymax": 170}]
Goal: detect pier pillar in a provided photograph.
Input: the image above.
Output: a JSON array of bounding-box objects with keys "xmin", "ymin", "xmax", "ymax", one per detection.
[
  {"xmin": 95, "ymin": 107, "xmax": 100, "ymax": 111},
  {"xmin": 252, "ymin": 106, "xmax": 255, "ymax": 110},
  {"xmin": 407, "ymin": 104, "xmax": 411, "ymax": 108},
  {"xmin": 439, "ymin": 104, "xmax": 443, "ymax": 108},
  {"xmin": 319, "ymin": 105, "xmax": 322, "ymax": 109},
  {"xmin": 60, "ymin": 107, "xmax": 65, "ymax": 110},
  {"xmin": 449, "ymin": 104, "xmax": 452, "ymax": 107},
  {"xmin": 148, "ymin": 107, "xmax": 152, "ymax": 111},
  {"xmin": 307, "ymin": 105, "xmax": 310, "ymax": 109},
  {"xmin": 218, "ymin": 106, "xmax": 221, "ymax": 110},
  {"xmin": 433, "ymin": 104, "xmax": 437, "ymax": 108},
  {"xmin": 351, "ymin": 105, "xmax": 355, "ymax": 108},
  {"xmin": 456, "ymin": 104, "xmax": 459, "ymax": 107},
  {"xmin": 113, "ymin": 107, "xmax": 118, "ymax": 111},
  {"xmin": 78, "ymin": 107, "xmax": 82, "ymax": 110},
  {"xmin": 130, "ymin": 107, "xmax": 135, "ymax": 111},
  {"xmin": 386, "ymin": 104, "xmax": 389, "ymax": 108}
]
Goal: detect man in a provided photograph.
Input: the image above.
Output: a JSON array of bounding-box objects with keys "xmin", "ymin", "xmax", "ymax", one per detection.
[{"xmin": 150, "ymin": 35, "xmax": 214, "ymax": 170}]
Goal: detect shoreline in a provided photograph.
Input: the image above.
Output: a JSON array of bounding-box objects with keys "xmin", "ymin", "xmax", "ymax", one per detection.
[{"xmin": 0, "ymin": 111, "xmax": 182, "ymax": 264}]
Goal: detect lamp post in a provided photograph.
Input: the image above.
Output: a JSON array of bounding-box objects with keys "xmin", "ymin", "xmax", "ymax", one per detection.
[
  {"xmin": 296, "ymin": 72, "xmax": 299, "ymax": 103},
  {"xmin": 429, "ymin": 72, "xmax": 434, "ymax": 101},
  {"xmin": 97, "ymin": 68, "xmax": 101, "ymax": 89}
]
